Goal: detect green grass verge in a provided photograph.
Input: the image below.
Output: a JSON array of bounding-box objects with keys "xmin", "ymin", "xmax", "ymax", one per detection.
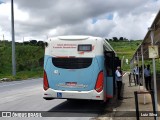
[{"xmin": 0, "ymin": 68, "xmax": 43, "ymax": 81}]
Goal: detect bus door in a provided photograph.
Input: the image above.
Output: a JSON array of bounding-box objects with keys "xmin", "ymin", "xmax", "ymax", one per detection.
[
  {"xmin": 114, "ymin": 57, "xmax": 121, "ymax": 95},
  {"xmin": 115, "ymin": 57, "xmax": 121, "ymax": 69},
  {"xmin": 104, "ymin": 51, "xmax": 115, "ymax": 99}
]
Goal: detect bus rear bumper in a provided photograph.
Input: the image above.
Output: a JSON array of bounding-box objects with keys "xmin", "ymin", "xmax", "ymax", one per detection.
[{"xmin": 43, "ymin": 88, "xmax": 104, "ymax": 100}]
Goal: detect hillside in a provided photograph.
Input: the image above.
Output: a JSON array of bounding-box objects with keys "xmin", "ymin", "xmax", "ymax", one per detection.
[
  {"xmin": 1, "ymin": 40, "xmax": 154, "ymax": 80},
  {"xmin": 108, "ymin": 40, "xmax": 142, "ymax": 71},
  {"xmin": 0, "ymin": 41, "xmax": 44, "ymax": 79},
  {"xmin": 109, "ymin": 40, "xmax": 160, "ymax": 72}
]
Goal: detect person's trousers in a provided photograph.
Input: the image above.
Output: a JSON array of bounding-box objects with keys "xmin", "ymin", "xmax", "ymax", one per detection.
[
  {"xmin": 136, "ymin": 74, "xmax": 139, "ymax": 85},
  {"xmin": 145, "ymin": 76, "xmax": 152, "ymax": 90},
  {"xmin": 117, "ymin": 81, "xmax": 122, "ymax": 98}
]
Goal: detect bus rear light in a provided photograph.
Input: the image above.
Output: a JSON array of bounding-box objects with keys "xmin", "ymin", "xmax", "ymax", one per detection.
[
  {"xmin": 95, "ymin": 71, "xmax": 104, "ymax": 93},
  {"xmin": 43, "ymin": 70, "xmax": 49, "ymax": 91}
]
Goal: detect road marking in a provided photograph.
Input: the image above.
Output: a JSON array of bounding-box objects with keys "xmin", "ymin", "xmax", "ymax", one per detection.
[
  {"xmin": 0, "ymin": 79, "xmax": 41, "ymax": 88},
  {"xmin": 0, "ymin": 81, "xmax": 29, "ymax": 88},
  {"xmin": 0, "ymin": 87, "xmax": 42, "ymax": 104}
]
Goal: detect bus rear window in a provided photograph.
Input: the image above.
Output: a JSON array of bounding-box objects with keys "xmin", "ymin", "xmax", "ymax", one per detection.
[
  {"xmin": 78, "ymin": 44, "xmax": 92, "ymax": 51},
  {"xmin": 52, "ymin": 58, "xmax": 92, "ymax": 69}
]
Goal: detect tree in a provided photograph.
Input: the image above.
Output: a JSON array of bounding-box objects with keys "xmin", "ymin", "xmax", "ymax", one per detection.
[
  {"xmin": 113, "ymin": 37, "xmax": 118, "ymax": 42},
  {"xmin": 37, "ymin": 41, "xmax": 44, "ymax": 47},
  {"xmin": 30, "ymin": 40, "xmax": 37, "ymax": 45},
  {"xmin": 105, "ymin": 38, "xmax": 108, "ymax": 41},
  {"xmin": 23, "ymin": 41, "xmax": 30, "ymax": 45},
  {"xmin": 136, "ymin": 43, "xmax": 140, "ymax": 46},
  {"xmin": 119, "ymin": 37, "xmax": 124, "ymax": 41},
  {"xmin": 123, "ymin": 38, "xmax": 128, "ymax": 41}
]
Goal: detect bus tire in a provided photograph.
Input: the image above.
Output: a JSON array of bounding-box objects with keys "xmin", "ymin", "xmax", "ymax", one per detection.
[{"xmin": 43, "ymin": 97, "xmax": 54, "ymax": 100}]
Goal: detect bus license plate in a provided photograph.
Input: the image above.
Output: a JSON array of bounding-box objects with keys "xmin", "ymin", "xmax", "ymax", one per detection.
[
  {"xmin": 66, "ymin": 82, "xmax": 77, "ymax": 86},
  {"xmin": 57, "ymin": 92, "xmax": 62, "ymax": 98}
]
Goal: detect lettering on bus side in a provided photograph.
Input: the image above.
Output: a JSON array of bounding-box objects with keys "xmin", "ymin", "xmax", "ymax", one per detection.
[{"xmin": 53, "ymin": 44, "xmax": 77, "ymax": 49}]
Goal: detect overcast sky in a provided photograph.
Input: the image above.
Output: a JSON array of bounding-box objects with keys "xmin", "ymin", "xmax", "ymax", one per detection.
[{"xmin": 0, "ymin": 0, "xmax": 160, "ymax": 42}]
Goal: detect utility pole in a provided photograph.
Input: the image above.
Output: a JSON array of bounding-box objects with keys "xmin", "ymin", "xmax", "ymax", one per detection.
[
  {"xmin": 150, "ymin": 30, "xmax": 158, "ymax": 119},
  {"xmin": 23, "ymin": 36, "xmax": 24, "ymax": 46},
  {"xmin": 121, "ymin": 56, "xmax": 124, "ymax": 67},
  {"xmin": 11, "ymin": 0, "xmax": 16, "ymax": 76},
  {"xmin": 2, "ymin": 34, "xmax": 5, "ymax": 47}
]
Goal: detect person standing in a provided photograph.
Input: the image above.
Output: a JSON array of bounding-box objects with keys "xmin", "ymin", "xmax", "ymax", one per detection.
[
  {"xmin": 144, "ymin": 64, "xmax": 152, "ymax": 90},
  {"xmin": 134, "ymin": 64, "xmax": 139, "ymax": 85},
  {"xmin": 115, "ymin": 66, "xmax": 123, "ymax": 100}
]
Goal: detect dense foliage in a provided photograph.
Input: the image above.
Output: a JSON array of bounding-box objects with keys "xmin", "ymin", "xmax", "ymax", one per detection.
[{"xmin": 0, "ymin": 40, "xmax": 44, "ymax": 79}]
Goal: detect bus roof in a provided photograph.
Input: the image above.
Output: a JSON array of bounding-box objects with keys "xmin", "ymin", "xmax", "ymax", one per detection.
[
  {"xmin": 58, "ymin": 35, "xmax": 90, "ymax": 40},
  {"xmin": 48, "ymin": 35, "xmax": 102, "ymax": 41}
]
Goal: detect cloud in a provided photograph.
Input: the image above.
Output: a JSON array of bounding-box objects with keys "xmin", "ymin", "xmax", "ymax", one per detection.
[
  {"xmin": 0, "ymin": 0, "xmax": 160, "ymax": 41},
  {"xmin": 107, "ymin": 12, "xmax": 156, "ymax": 40}
]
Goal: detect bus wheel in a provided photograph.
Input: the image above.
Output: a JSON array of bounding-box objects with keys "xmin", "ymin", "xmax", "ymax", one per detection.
[
  {"xmin": 43, "ymin": 97, "xmax": 54, "ymax": 100},
  {"xmin": 67, "ymin": 99, "xmax": 76, "ymax": 101}
]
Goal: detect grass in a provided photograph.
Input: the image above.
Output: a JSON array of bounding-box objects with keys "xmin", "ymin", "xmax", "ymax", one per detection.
[
  {"xmin": 0, "ymin": 68, "xmax": 43, "ymax": 80},
  {"xmin": 109, "ymin": 40, "xmax": 160, "ymax": 73},
  {"xmin": 109, "ymin": 41, "xmax": 142, "ymax": 71},
  {"xmin": 0, "ymin": 41, "xmax": 44, "ymax": 80}
]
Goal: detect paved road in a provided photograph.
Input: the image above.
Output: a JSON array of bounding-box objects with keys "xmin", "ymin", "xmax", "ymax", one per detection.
[{"xmin": 0, "ymin": 78, "xmax": 106, "ymax": 120}]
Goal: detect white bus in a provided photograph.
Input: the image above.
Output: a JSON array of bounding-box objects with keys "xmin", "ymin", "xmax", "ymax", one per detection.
[{"xmin": 43, "ymin": 35, "xmax": 119, "ymax": 101}]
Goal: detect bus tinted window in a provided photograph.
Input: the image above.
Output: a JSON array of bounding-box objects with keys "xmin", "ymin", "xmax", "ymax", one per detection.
[
  {"xmin": 52, "ymin": 58, "xmax": 92, "ymax": 69},
  {"xmin": 78, "ymin": 44, "xmax": 92, "ymax": 51},
  {"xmin": 104, "ymin": 52, "xmax": 114, "ymax": 76}
]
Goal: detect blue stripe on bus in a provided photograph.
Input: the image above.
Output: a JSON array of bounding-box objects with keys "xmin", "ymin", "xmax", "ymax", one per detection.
[
  {"xmin": 44, "ymin": 55, "xmax": 113, "ymax": 94},
  {"xmin": 106, "ymin": 77, "xmax": 113, "ymax": 97}
]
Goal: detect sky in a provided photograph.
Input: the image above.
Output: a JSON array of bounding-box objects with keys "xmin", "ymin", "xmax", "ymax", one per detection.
[{"xmin": 0, "ymin": 0, "xmax": 160, "ymax": 42}]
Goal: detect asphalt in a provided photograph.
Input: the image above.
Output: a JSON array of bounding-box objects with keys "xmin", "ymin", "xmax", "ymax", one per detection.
[
  {"xmin": 0, "ymin": 74, "xmax": 159, "ymax": 120},
  {"xmin": 0, "ymin": 78, "xmax": 104, "ymax": 120}
]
